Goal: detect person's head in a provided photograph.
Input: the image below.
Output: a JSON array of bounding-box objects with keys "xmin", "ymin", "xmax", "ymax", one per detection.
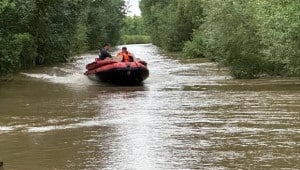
[
  {"xmin": 103, "ymin": 43, "xmax": 110, "ymax": 50},
  {"xmin": 122, "ymin": 46, "xmax": 128, "ymax": 53}
]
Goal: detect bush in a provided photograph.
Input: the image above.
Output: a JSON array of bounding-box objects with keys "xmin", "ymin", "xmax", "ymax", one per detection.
[
  {"xmin": 230, "ymin": 56, "xmax": 263, "ymax": 79},
  {"xmin": 183, "ymin": 31, "xmax": 205, "ymax": 58},
  {"xmin": 0, "ymin": 33, "xmax": 22, "ymax": 75},
  {"xmin": 15, "ymin": 33, "xmax": 37, "ymax": 68}
]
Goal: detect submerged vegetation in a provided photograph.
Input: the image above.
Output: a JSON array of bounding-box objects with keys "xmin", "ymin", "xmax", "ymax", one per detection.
[
  {"xmin": 0, "ymin": 0, "xmax": 125, "ymax": 76},
  {"xmin": 140, "ymin": 0, "xmax": 300, "ymax": 78}
]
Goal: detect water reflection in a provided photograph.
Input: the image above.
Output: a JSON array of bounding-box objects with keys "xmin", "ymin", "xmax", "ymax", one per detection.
[{"xmin": 0, "ymin": 44, "xmax": 299, "ymax": 169}]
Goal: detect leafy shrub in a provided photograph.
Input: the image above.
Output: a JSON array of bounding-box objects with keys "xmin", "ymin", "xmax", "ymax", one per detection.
[
  {"xmin": 0, "ymin": 33, "xmax": 22, "ymax": 75},
  {"xmin": 15, "ymin": 33, "xmax": 37, "ymax": 68}
]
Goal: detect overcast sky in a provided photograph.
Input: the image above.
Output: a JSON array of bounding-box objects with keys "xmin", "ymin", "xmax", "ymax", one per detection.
[{"xmin": 126, "ymin": 0, "xmax": 141, "ymax": 16}]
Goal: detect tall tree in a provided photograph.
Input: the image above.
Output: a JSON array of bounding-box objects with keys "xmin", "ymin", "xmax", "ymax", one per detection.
[
  {"xmin": 87, "ymin": 0, "xmax": 125, "ymax": 50},
  {"xmin": 0, "ymin": 0, "xmax": 126, "ymax": 75},
  {"xmin": 121, "ymin": 16, "xmax": 147, "ymax": 35},
  {"xmin": 140, "ymin": 0, "xmax": 203, "ymax": 51}
]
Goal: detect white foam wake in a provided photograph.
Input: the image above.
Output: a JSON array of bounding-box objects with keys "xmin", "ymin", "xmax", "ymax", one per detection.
[{"xmin": 21, "ymin": 72, "xmax": 94, "ymax": 86}]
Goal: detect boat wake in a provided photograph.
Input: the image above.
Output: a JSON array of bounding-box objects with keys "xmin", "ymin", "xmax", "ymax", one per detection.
[
  {"xmin": 21, "ymin": 72, "xmax": 92, "ymax": 85},
  {"xmin": 21, "ymin": 54, "xmax": 98, "ymax": 86}
]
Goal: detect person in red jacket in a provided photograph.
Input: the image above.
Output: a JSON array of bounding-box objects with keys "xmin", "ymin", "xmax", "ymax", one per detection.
[{"xmin": 117, "ymin": 47, "xmax": 134, "ymax": 62}]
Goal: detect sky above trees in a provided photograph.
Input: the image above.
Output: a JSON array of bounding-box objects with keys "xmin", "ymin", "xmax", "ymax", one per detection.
[{"xmin": 126, "ymin": 0, "xmax": 141, "ymax": 16}]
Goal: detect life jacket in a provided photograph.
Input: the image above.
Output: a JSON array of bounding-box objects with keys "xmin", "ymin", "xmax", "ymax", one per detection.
[{"xmin": 117, "ymin": 51, "xmax": 133, "ymax": 62}]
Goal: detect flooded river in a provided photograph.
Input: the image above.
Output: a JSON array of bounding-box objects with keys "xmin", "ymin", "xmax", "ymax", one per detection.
[{"xmin": 0, "ymin": 44, "xmax": 299, "ymax": 169}]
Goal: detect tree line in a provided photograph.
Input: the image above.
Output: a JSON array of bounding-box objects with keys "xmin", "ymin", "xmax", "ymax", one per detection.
[
  {"xmin": 119, "ymin": 15, "xmax": 151, "ymax": 45},
  {"xmin": 140, "ymin": 0, "xmax": 300, "ymax": 78},
  {"xmin": 0, "ymin": 0, "xmax": 125, "ymax": 76}
]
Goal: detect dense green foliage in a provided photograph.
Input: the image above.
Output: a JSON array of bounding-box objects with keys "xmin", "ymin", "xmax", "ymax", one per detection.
[
  {"xmin": 121, "ymin": 16, "xmax": 147, "ymax": 36},
  {"xmin": 87, "ymin": 0, "xmax": 125, "ymax": 50},
  {"xmin": 119, "ymin": 16, "xmax": 151, "ymax": 45},
  {"xmin": 141, "ymin": 0, "xmax": 300, "ymax": 78},
  {"xmin": 119, "ymin": 35, "xmax": 151, "ymax": 45},
  {"xmin": 140, "ymin": 0, "xmax": 203, "ymax": 51},
  {"xmin": 0, "ymin": 0, "xmax": 125, "ymax": 76}
]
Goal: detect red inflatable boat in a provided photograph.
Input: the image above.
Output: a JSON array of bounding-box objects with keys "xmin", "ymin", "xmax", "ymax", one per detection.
[{"xmin": 84, "ymin": 59, "xmax": 149, "ymax": 84}]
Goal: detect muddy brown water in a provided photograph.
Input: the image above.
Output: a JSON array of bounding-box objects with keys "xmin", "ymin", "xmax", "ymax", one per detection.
[{"xmin": 0, "ymin": 44, "xmax": 299, "ymax": 169}]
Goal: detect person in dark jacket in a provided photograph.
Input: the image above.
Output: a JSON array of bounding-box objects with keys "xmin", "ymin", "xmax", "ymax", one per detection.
[{"xmin": 99, "ymin": 43, "xmax": 112, "ymax": 60}]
